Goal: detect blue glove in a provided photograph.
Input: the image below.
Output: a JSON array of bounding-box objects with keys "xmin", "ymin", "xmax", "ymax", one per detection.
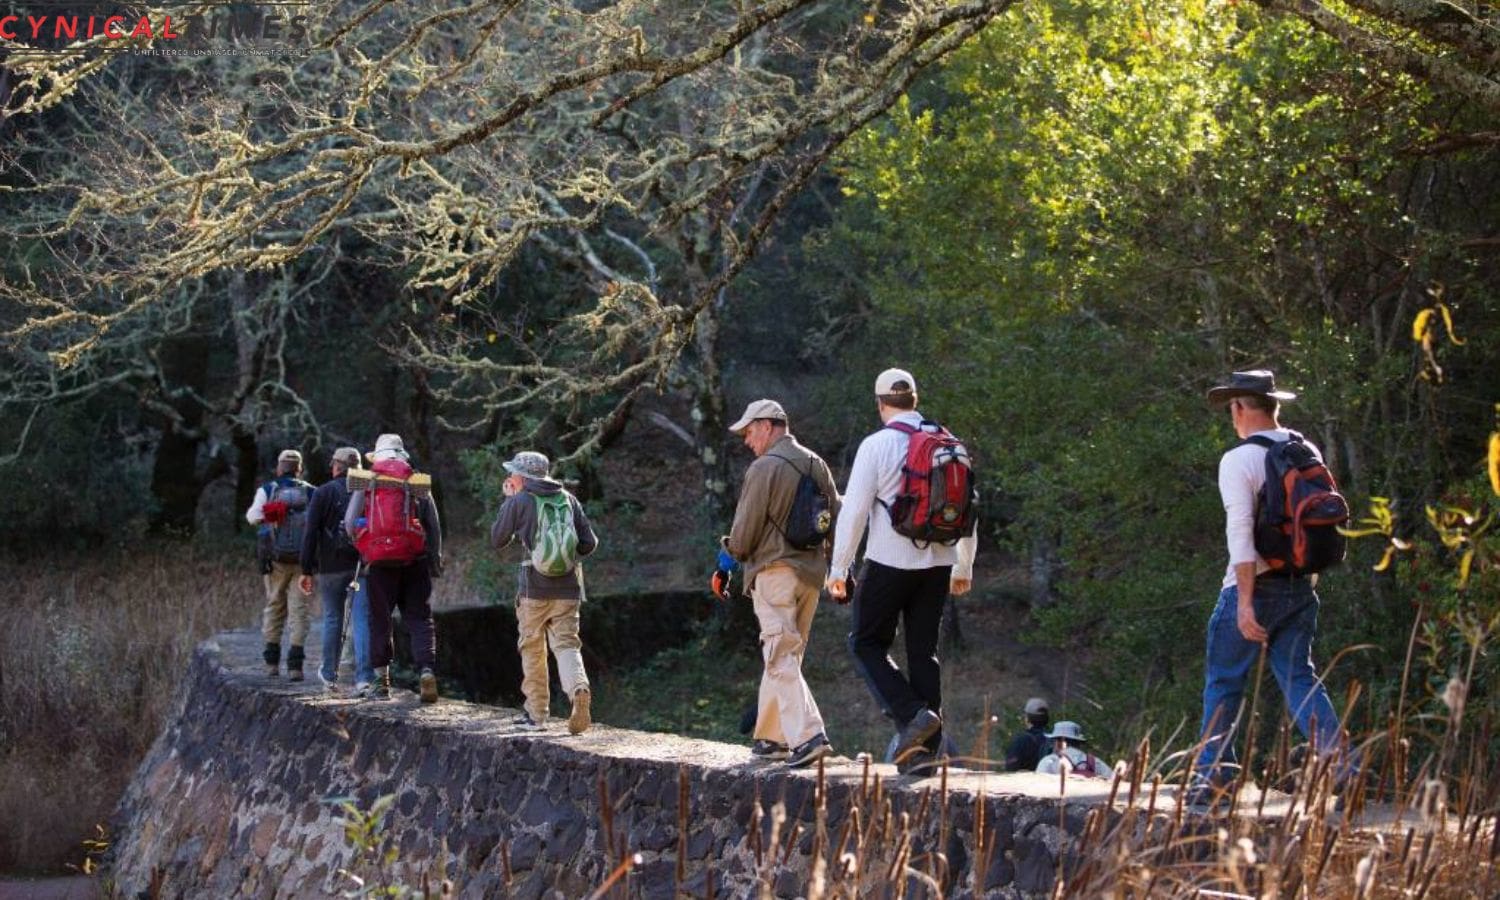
[{"xmin": 716, "ymin": 547, "xmax": 741, "ymax": 574}]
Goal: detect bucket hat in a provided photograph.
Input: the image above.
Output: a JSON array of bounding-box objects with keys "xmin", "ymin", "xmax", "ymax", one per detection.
[
  {"xmin": 502, "ymin": 450, "xmax": 557, "ymax": 483},
  {"xmin": 369, "ymin": 433, "xmax": 410, "ymax": 462},
  {"xmin": 1044, "ymin": 721, "xmax": 1088, "ymax": 743}
]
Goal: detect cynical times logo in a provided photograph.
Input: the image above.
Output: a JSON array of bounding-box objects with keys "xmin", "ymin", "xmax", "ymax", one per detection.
[{"xmin": 0, "ymin": 4, "xmax": 310, "ymax": 51}]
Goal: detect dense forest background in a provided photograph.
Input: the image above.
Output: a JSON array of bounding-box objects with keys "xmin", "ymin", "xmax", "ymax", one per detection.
[{"xmin": 2, "ymin": 0, "xmax": 1498, "ymax": 877}]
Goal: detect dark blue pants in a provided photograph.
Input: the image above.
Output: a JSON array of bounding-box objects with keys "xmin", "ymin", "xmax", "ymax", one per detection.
[
  {"xmin": 847, "ymin": 560, "xmax": 951, "ymax": 730},
  {"xmin": 1195, "ymin": 577, "xmax": 1347, "ymax": 783}
]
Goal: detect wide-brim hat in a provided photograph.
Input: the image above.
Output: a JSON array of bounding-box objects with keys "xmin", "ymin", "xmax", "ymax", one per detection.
[
  {"xmin": 1044, "ymin": 720, "xmax": 1087, "ymax": 743},
  {"xmin": 369, "ymin": 433, "xmax": 410, "ymax": 462},
  {"xmin": 728, "ymin": 399, "xmax": 787, "ymax": 434},
  {"xmin": 502, "ymin": 450, "xmax": 558, "ymax": 483},
  {"xmin": 1206, "ymin": 369, "xmax": 1298, "ymax": 406}
]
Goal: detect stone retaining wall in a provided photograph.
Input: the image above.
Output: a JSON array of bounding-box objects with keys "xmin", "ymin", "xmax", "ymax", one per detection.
[{"xmin": 108, "ymin": 627, "xmax": 1115, "ymax": 898}]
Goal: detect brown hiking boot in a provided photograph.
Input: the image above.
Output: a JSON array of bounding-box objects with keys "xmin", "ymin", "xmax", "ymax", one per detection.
[
  {"xmin": 419, "ymin": 669, "xmax": 439, "ymax": 704},
  {"xmin": 568, "ymin": 688, "xmax": 592, "ymax": 735}
]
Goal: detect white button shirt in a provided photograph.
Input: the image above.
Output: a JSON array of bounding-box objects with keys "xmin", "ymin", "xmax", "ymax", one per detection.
[{"xmin": 829, "ymin": 411, "xmax": 977, "ymax": 581}]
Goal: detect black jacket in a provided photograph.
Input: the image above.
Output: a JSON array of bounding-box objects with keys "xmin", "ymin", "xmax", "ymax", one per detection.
[{"xmin": 300, "ymin": 477, "xmax": 360, "ymax": 576}]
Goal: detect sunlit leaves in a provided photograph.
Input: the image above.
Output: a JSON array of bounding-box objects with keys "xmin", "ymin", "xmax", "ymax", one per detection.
[
  {"xmin": 1425, "ymin": 503, "xmax": 1493, "ymax": 590},
  {"xmin": 1339, "ymin": 496, "xmax": 1413, "ymax": 572},
  {"xmin": 1412, "ymin": 286, "xmax": 1467, "ymax": 383}
]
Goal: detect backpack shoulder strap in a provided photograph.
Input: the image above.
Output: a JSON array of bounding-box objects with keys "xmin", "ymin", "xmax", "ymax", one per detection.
[
  {"xmin": 1239, "ymin": 434, "xmax": 1277, "ymax": 450},
  {"xmin": 884, "ymin": 421, "xmax": 918, "ymax": 436},
  {"xmin": 764, "ymin": 452, "xmax": 811, "ymax": 477}
]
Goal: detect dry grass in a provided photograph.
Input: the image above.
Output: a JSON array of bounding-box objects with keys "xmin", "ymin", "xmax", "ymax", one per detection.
[{"xmin": 0, "ymin": 543, "xmax": 260, "ymax": 874}]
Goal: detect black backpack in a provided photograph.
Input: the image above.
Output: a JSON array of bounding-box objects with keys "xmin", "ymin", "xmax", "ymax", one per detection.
[
  {"xmin": 1244, "ymin": 432, "xmax": 1350, "ymax": 575},
  {"xmin": 325, "ymin": 479, "xmax": 358, "ymax": 559},
  {"xmin": 766, "ymin": 454, "xmax": 834, "ymax": 551}
]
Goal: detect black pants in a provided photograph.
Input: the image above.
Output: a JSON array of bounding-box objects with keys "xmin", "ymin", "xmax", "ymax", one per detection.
[
  {"xmin": 365, "ymin": 562, "xmax": 436, "ymax": 670},
  {"xmin": 847, "ymin": 560, "xmax": 951, "ymax": 730}
]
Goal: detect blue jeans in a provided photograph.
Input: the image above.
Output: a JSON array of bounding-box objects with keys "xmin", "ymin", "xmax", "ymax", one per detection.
[
  {"xmin": 319, "ymin": 571, "xmax": 373, "ymax": 685},
  {"xmin": 1195, "ymin": 578, "xmax": 1346, "ymax": 783}
]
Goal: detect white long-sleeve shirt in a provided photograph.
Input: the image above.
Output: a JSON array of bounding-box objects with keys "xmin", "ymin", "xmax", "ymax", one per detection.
[
  {"xmin": 829, "ymin": 411, "xmax": 977, "ymax": 581},
  {"xmin": 245, "ymin": 484, "xmax": 274, "ymax": 526},
  {"xmin": 1218, "ymin": 427, "xmax": 1302, "ymax": 589}
]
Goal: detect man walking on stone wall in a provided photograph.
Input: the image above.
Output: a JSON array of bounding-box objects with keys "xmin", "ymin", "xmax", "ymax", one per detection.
[
  {"xmin": 490, "ymin": 451, "xmax": 599, "ymax": 734},
  {"xmin": 299, "ymin": 446, "xmax": 373, "ymax": 694},
  {"xmin": 720, "ymin": 399, "xmax": 841, "ymax": 768},
  {"xmin": 1193, "ymin": 370, "xmax": 1354, "ymax": 807},
  {"xmin": 826, "ymin": 368, "xmax": 977, "ymax": 775},
  {"xmin": 246, "ymin": 448, "xmax": 316, "ymax": 680}
]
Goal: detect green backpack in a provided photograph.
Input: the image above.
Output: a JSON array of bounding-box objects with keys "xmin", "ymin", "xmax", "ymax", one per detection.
[{"xmin": 529, "ymin": 492, "xmax": 580, "ymax": 577}]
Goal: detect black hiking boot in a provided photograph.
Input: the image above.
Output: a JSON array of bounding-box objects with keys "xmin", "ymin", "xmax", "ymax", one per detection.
[
  {"xmin": 286, "ymin": 645, "xmax": 305, "ymax": 682},
  {"xmin": 263, "ymin": 642, "xmax": 281, "ymax": 677}
]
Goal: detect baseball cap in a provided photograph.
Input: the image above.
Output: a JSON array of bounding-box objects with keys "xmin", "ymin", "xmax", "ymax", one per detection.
[
  {"xmin": 874, "ymin": 368, "xmax": 917, "ymax": 396},
  {"xmin": 277, "ymin": 449, "xmax": 303, "ymax": 465},
  {"xmin": 727, "ymin": 399, "xmax": 788, "ymax": 434}
]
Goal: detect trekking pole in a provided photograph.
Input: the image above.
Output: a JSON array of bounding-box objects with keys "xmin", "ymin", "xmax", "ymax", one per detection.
[{"xmin": 340, "ymin": 559, "xmax": 363, "ymax": 672}]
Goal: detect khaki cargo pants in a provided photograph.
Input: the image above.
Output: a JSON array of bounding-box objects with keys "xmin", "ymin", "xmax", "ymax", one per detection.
[{"xmin": 517, "ymin": 597, "xmax": 590, "ymax": 723}]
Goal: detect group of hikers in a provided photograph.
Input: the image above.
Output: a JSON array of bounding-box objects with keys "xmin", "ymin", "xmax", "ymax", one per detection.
[{"xmin": 246, "ymin": 365, "xmax": 1357, "ymax": 797}]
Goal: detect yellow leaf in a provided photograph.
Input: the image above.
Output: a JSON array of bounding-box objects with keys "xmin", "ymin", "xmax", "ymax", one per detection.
[
  {"xmin": 1391, "ymin": 537, "xmax": 1413, "ymax": 550},
  {"xmin": 1373, "ymin": 546, "xmax": 1394, "ymax": 573},
  {"xmin": 1458, "ymin": 549, "xmax": 1474, "ymax": 588},
  {"xmin": 1412, "ymin": 308, "xmax": 1434, "ymax": 342},
  {"xmin": 1438, "ymin": 303, "xmax": 1466, "ymax": 345},
  {"xmin": 1337, "ymin": 526, "xmax": 1387, "ymax": 539},
  {"xmin": 1488, "ymin": 431, "xmax": 1500, "ymax": 496}
]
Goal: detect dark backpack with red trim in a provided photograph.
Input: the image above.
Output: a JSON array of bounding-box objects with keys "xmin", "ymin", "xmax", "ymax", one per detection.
[
  {"xmin": 1245, "ymin": 432, "xmax": 1349, "ymax": 575},
  {"xmin": 883, "ymin": 420, "xmax": 978, "ymax": 546}
]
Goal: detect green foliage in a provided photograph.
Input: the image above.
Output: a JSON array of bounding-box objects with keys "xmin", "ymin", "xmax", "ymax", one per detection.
[
  {"xmin": 330, "ymin": 793, "xmax": 450, "ymax": 898},
  {"xmin": 811, "ymin": 0, "xmax": 1500, "ymax": 750},
  {"xmin": 0, "ymin": 401, "xmax": 156, "ymax": 551}
]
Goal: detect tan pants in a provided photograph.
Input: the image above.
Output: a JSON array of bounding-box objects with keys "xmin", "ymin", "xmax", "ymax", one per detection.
[
  {"xmin": 517, "ymin": 597, "xmax": 589, "ymax": 723},
  {"xmin": 261, "ymin": 561, "xmax": 311, "ymax": 647},
  {"xmin": 751, "ymin": 565, "xmax": 826, "ymax": 748}
]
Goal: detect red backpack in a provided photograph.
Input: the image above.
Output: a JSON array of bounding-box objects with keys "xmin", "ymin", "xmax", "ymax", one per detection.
[
  {"xmin": 882, "ymin": 420, "xmax": 979, "ymax": 546},
  {"xmin": 351, "ymin": 459, "xmax": 430, "ymax": 566}
]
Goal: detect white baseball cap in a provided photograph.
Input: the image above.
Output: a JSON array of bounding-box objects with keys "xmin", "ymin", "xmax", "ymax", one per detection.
[{"xmin": 874, "ymin": 368, "xmax": 917, "ymax": 396}]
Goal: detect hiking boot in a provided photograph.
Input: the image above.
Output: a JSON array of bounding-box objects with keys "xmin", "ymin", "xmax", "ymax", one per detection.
[
  {"xmin": 351, "ymin": 681, "xmax": 373, "ymax": 698},
  {"xmin": 894, "ymin": 708, "xmax": 942, "ymax": 761},
  {"xmin": 1183, "ymin": 777, "xmax": 1233, "ymax": 812},
  {"xmin": 318, "ymin": 672, "xmax": 339, "ymax": 693},
  {"xmin": 419, "ymin": 669, "xmax": 439, "ymax": 704},
  {"xmin": 568, "ymin": 688, "xmax": 592, "ymax": 735},
  {"xmin": 287, "ymin": 665, "xmax": 304, "ymax": 682},
  {"xmin": 512, "ymin": 713, "xmax": 543, "ymax": 731},
  {"xmin": 786, "ymin": 734, "xmax": 833, "ymax": 769},
  {"xmin": 751, "ymin": 740, "xmax": 790, "ymax": 761},
  {"xmin": 286, "ymin": 645, "xmax": 306, "ymax": 682},
  {"xmin": 366, "ymin": 668, "xmax": 391, "ymax": 701},
  {"xmin": 265, "ymin": 663, "xmax": 280, "ymax": 678}
]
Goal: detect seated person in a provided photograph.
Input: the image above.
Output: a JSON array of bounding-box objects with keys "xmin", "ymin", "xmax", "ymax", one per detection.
[
  {"xmin": 1004, "ymin": 697, "xmax": 1050, "ymax": 772},
  {"xmin": 1035, "ymin": 720, "xmax": 1110, "ymax": 779}
]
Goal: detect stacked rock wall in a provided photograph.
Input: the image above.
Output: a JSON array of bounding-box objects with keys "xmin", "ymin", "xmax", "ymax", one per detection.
[{"xmin": 109, "ymin": 628, "xmax": 1108, "ymax": 898}]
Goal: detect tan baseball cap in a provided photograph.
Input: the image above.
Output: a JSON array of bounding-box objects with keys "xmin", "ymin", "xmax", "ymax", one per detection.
[
  {"xmin": 727, "ymin": 399, "xmax": 787, "ymax": 434},
  {"xmin": 277, "ymin": 449, "xmax": 303, "ymax": 465}
]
